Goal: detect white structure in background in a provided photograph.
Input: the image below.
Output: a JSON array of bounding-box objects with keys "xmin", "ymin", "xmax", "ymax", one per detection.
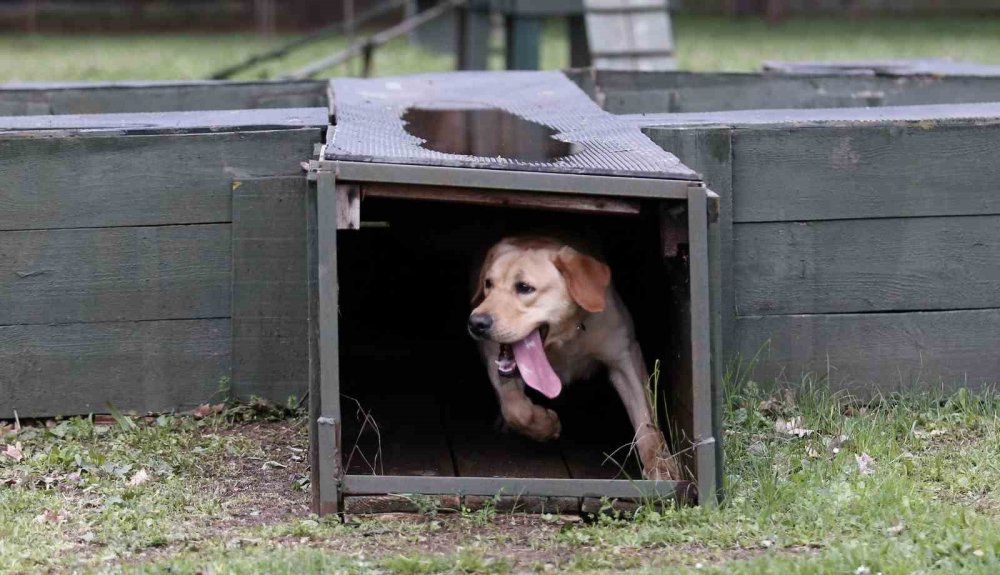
[{"xmin": 584, "ymin": 0, "xmax": 676, "ymax": 71}]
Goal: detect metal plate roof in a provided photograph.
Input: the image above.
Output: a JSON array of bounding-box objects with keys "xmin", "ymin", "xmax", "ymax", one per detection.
[{"xmin": 326, "ymin": 71, "xmax": 697, "ymax": 180}]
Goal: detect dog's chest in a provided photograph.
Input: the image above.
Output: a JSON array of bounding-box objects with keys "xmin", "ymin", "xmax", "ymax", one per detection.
[{"xmin": 545, "ymin": 341, "xmax": 600, "ymax": 383}]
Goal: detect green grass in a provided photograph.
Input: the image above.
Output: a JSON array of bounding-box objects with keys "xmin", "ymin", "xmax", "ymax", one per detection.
[
  {"xmin": 3, "ymin": 379, "xmax": 1000, "ymax": 574},
  {"xmin": 3, "ymin": 16, "xmax": 1000, "ymax": 82}
]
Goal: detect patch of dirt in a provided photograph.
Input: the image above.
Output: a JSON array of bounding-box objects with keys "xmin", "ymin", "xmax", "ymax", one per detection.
[{"xmin": 208, "ymin": 420, "xmax": 312, "ymax": 527}]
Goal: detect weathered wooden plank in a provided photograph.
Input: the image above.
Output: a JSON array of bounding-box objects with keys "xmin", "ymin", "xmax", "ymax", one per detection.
[
  {"xmin": 315, "ymin": 170, "xmax": 342, "ymax": 516},
  {"xmin": 0, "ymin": 108, "xmax": 327, "ymax": 134},
  {"xmin": 0, "ymin": 80, "xmax": 326, "ymax": 116},
  {"xmin": 342, "ymin": 393, "xmax": 456, "ymax": 478},
  {"xmin": 736, "ymin": 309, "xmax": 1000, "ymax": 395},
  {"xmin": 231, "ymin": 177, "xmax": 309, "ymax": 404},
  {"xmin": 362, "ymin": 182, "xmax": 641, "ymax": 215},
  {"xmin": 448, "ymin": 415, "xmax": 571, "ymax": 480},
  {"xmin": 336, "ymin": 184, "xmax": 361, "ymax": 230},
  {"xmin": 572, "ymin": 70, "xmax": 1000, "ymax": 114},
  {"xmin": 631, "ymin": 102, "xmax": 1000, "ymax": 129},
  {"xmin": 446, "ymin": 410, "xmax": 579, "ymax": 513},
  {"xmin": 587, "ymin": 72, "xmax": 889, "ymax": 114},
  {"xmin": 0, "ymin": 224, "xmax": 230, "ymax": 325},
  {"xmin": 447, "ymin": 401, "xmax": 572, "ymax": 511},
  {"xmin": 0, "ymin": 319, "xmax": 231, "ymax": 418},
  {"xmin": 763, "ymin": 59, "xmax": 1000, "ymax": 77},
  {"xmin": 732, "ymin": 123, "xmax": 1000, "ymax": 222},
  {"xmin": 0, "ymin": 128, "xmax": 322, "ymax": 231},
  {"xmin": 646, "ymin": 127, "xmax": 735, "ymax": 359},
  {"xmin": 735, "ymin": 216, "xmax": 1000, "ymax": 315}
]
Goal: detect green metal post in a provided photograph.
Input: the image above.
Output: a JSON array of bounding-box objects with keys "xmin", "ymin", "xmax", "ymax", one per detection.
[
  {"xmin": 505, "ymin": 15, "xmax": 542, "ymax": 70},
  {"xmin": 458, "ymin": 0, "xmax": 491, "ymax": 70},
  {"xmin": 568, "ymin": 15, "xmax": 590, "ymax": 68}
]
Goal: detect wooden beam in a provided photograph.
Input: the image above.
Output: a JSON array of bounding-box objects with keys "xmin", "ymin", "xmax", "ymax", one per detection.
[
  {"xmin": 336, "ymin": 184, "xmax": 361, "ymax": 229},
  {"xmin": 360, "ymin": 182, "xmax": 642, "ymax": 215}
]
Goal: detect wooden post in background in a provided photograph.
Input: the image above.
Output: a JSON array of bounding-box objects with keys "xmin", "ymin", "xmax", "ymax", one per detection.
[
  {"xmin": 25, "ymin": 0, "xmax": 39, "ymax": 33},
  {"xmin": 255, "ymin": 0, "xmax": 276, "ymax": 37}
]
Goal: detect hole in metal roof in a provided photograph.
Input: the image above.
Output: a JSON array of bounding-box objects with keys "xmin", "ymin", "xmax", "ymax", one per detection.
[{"xmin": 402, "ymin": 107, "xmax": 577, "ymax": 162}]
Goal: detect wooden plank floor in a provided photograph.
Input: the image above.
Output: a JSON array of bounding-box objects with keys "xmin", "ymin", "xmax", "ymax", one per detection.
[
  {"xmin": 445, "ymin": 397, "xmax": 577, "ymax": 513},
  {"xmin": 340, "ymin": 386, "xmax": 645, "ymax": 513},
  {"xmin": 340, "ymin": 390, "xmax": 459, "ymax": 513}
]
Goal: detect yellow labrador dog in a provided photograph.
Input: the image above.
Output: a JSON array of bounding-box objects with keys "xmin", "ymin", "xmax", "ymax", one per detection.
[{"xmin": 468, "ymin": 236, "xmax": 679, "ymax": 480}]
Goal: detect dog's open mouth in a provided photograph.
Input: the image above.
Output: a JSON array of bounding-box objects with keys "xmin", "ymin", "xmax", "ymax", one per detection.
[
  {"xmin": 496, "ymin": 344, "xmax": 518, "ymax": 377},
  {"xmin": 494, "ymin": 325, "xmax": 561, "ymax": 398}
]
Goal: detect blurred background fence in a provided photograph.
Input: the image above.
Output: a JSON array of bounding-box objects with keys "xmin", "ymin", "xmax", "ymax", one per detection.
[{"xmin": 5, "ymin": 0, "xmax": 1000, "ymax": 34}]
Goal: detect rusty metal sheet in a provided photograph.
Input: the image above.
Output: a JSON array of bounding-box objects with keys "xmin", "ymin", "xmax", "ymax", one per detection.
[{"xmin": 326, "ymin": 71, "xmax": 697, "ymax": 180}]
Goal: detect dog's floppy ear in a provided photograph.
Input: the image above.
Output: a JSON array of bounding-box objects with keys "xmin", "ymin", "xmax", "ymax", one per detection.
[
  {"xmin": 553, "ymin": 246, "xmax": 611, "ymax": 313},
  {"xmin": 471, "ymin": 243, "xmax": 502, "ymax": 306}
]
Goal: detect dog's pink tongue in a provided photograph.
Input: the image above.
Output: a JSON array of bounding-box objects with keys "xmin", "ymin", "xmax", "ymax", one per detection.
[{"xmin": 512, "ymin": 329, "xmax": 562, "ymax": 399}]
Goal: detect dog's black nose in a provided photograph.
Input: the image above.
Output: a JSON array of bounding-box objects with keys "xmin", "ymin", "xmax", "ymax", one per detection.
[{"xmin": 468, "ymin": 313, "xmax": 493, "ymax": 336}]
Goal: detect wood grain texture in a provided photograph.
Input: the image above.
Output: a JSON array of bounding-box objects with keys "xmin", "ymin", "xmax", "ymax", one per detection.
[
  {"xmin": 731, "ymin": 123, "xmax": 1000, "ymax": 222},
  {"xmin": 362, "ymin": 182, "xmax": 641, "ymax": 215},
  {"xmin": 735, "ymin": 216, "xmax": 1000, "ymax": 315},
  {"xmin": 448, "ymin": 410, "xmax": 574, "ymax": 513},
  {"xmin": 0, "ymin": 108, "xmax": 327, "ymax": 135},
  {"xmin": 336, "ymin": 184, "xmax": 361, "ymax": 230},
  {"xmin": 342, "ymin": 393, "xmax": 456, "ymax": 478},
  {"xmin": 231, "ymin": 177, "xmax": 309, "ymax": 404},
  {"xmin": 0, "ymin": 319, "xmax": 230, "ymax": 418},
  {"xmin": 448, "ymin": 408, "xmax": 570, "ymax": 480},
  {"xmin": 0, "ymin": 80, "xmax": 326, "ymax": 116},
  {"xmin": 574, "ymin": 70, "xmax": 1000, "ymax": 114},
  {"xmin": 0, "ymin": 224, "xmax": 231, "ymax": 325},
  {"xmin": 646, "ymin": 126, "xmax": 736, "ymax": 359},
  {"xmin": 736, "ymin": 309, "xmax": 1000, "ymax": 395},
  {"xmin": 0, "ymin": 128, "xmax": 322, "ymax": 231}
]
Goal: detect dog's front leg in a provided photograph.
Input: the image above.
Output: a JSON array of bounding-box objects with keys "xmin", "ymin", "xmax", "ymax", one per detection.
[
  {"xmin": 480, "ymin": 341, "xmax": 561, "ymax": 442},
  {"xmin": 607, "ymin": 343, "xmax": 680, "ymax": 480},
  {"xmin": 496, "ymin": 379, "xmax": 562, "ymax": 442}
]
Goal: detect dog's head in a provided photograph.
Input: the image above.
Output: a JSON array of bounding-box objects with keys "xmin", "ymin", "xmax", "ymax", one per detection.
[{"xmin": 468, "ymin": 238, "xmax": 611, "ymax": 346}]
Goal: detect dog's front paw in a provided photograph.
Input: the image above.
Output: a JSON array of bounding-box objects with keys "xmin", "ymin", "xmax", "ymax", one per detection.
[
  {"xmin": 532, "ymin": 407, "xmax": 562, "ymax": 442},
  {"xmin": 503, "ymin": 403, "xmax": 561, "ymax": 442}
]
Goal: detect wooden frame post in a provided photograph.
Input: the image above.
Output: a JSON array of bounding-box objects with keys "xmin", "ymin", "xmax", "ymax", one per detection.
[
  {"xmin": 310, "ymin": 170, "xmax": 343, "ymax": 516},
  {"xmin": 687, "ymin": 184, "xmax": 718, "ymax": 506}
]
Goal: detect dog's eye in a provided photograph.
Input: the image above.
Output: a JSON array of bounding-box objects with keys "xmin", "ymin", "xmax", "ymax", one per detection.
[
  {"xmin": 484, "ymin": 278, "xmax": 493, "ymax": 290},
  {"xmin": 515, "ymin": 282, "xmax": 535, "ymax": 295}
]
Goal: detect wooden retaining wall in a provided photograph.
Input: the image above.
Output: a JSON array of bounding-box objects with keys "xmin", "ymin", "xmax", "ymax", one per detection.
[
  {"xmin": 638, "ymin": 104, "xmax": 1000, "ymax": 394},
  {"xmin": 0, "ymin": 108, "xmax": 326, "ymax": 417},
  {"xmin": 567, "ymin": 69, "xmax": 1000, "ymax": 114},
  {"xmin": 0, "ymin": 80, "xmax": 327, "ymax": 116},
  {"xmin": 3, "ymin": 72, "xmax": 1000, "ymax": 413}
]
